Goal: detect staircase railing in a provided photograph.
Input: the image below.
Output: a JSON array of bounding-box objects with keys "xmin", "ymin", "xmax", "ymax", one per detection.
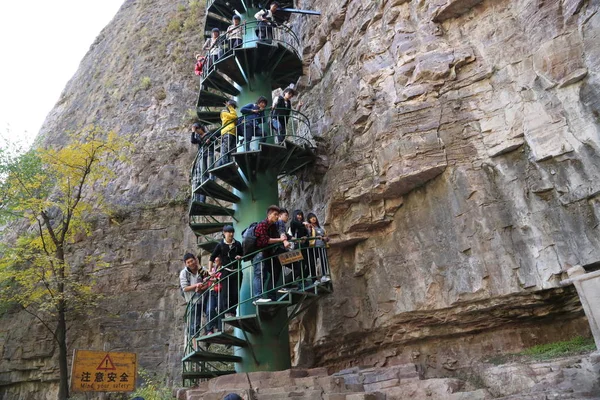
[
  {"xmin": 199, "ymin": 20, "xmax": 301, "ymax": 81},
  {"xmin": 183, "ymin": 240, "xmax": 331, "ymax": 354},
  {"xmin": 189, "ymin": 107, "xmax": 314, "ymax": 193}
]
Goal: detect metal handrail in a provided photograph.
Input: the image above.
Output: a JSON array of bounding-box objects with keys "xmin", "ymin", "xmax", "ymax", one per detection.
[
  {"xmin": 183, "ymin": 239, "xmax": 331, "ymax": 353},
  {"xmin": 189, "ymin": 107, "xmax": 314, "ymax": 194},
  {"xmin": 198, "ymin": 20, "xmax": 301, "ymax": 82}
]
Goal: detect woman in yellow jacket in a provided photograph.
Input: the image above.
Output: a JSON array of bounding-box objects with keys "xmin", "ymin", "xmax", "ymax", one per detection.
[{"xmin": 220, "ymin": 100, "xmax": 238, "ymax": 164}]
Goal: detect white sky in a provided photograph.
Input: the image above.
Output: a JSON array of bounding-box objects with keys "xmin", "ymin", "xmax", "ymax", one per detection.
[{"xmin": 0, "ymin": 1, "xmax": 125, "ymax": 149}]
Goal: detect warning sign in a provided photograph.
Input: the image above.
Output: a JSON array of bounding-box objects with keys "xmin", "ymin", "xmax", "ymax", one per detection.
[{"xmin": 71, "ymin": 350, "xmax": 136, "ymax": 393}]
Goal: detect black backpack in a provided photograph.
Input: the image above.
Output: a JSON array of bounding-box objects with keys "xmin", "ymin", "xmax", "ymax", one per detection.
[{"xmin": 242, "ymin": 222, "xmax": 259, "ymax": 256}]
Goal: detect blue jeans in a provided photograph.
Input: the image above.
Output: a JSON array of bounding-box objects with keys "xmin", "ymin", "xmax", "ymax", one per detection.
[
  {"xmin": 204, "ymin": 291, "xmax": 221, "ymax": 333},
  {"xmin": 252, "ymin": 251, "xmax": 284, "ymax": 300}
]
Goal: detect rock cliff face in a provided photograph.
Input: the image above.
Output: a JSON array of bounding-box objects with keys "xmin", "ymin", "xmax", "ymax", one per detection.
[{"xmin": 1, "ymin": 0, "xmax": 599, "ymax": 398}]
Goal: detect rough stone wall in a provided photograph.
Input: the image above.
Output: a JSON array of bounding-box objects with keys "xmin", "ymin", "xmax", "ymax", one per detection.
[
  {"xmin": 0, "ymin": 0, "xmax": 204, "ymax": 398},
  {"xmin": 286, "ymin": 0, "xmax": 600, "ymax": 372},
  {"xmin": 1, "ymin": 0, "xmax": 600, "ymax": 397}
]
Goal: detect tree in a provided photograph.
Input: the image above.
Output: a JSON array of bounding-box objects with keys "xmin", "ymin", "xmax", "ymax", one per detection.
[{"xmin": 0, "ymin": 126, "xmax": 130, "ymax": 400}]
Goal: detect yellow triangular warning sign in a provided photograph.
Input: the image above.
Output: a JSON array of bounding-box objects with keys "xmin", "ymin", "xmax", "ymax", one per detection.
[{"xmin": 96, "ymin": 353, "xmax": 116, "ymax": 371}]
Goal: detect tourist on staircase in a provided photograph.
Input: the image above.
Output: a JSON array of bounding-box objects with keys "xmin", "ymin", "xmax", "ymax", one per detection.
[
  {"xmin": 240, "ymin": 97, "xmax": 268, "ymax": 151},
  {"xmin": 190, "ymin": 122, "xmax": 215, "ymax": 202},
  {"xmin": 209, "ymin": 225, "xmax": 243, "ymax": 318},
  {"xmin": 206, "ymin": 257, "xmax": 224, "ymax": 335},
  {"xmin": 220, "ymin": 100, "xmax": 238, "ymax": 164},
  {"xmin": 253, "ymin": 205, "xmax": 290, "ymax": 303},
  {"xmin": 306, "ymin": 213, "xmax": 331, "ymax": 284},
  {"xmin": 203, "ymin": 27, "xmax": 223, "ymax": 68},
  {"xmin": 180, "ymin": 253, "xmax": 211, "ymax": 349},
  {"xmin": 226, "ymin": 15, "xmax": 243, "ymax": 50},
  {"xmin": 194, "ymin": 53, "xmax": 205, "ymax": 76},
  {"xmin": 271, "ymin": 86, "xmax": 297, "ymax": 144},
  {"xmin": 255, "ymin": 1, "xmax": 280, "ymax": 43},
  {"xmin": 289, "ymin": 209, "xmax": 311, "ymax": 288}
]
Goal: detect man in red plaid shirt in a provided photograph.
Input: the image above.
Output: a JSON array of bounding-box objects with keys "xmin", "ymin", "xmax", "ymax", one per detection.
[{"xmin": 252, "ymin": 205, "xmax": 290, "ymax": 302}]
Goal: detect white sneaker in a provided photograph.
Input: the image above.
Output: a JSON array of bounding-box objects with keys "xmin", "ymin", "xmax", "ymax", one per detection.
[
  {"xmin": 278, "ymin": 288, "xmax": 291, "ymax": 293},
  {"xmin": 253, "ymin": 298, "xmax": 272, "ymax": 304},
  {"xmin": 313, "ymin": 280, "xmax": 321, "ymax": 286},
  {"xmin": 320, "ymin": 276, "xmax": 331, "ymax": 283}
]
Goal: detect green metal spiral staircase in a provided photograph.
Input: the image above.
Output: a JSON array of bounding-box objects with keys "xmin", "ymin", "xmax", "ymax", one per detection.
[{"xmin": 182, "ymin": 0, "xmax": 330, "ymax": 386}]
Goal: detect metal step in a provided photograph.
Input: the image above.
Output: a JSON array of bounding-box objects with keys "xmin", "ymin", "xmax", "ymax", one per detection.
[
  {"xmin": 208, "ymin": 0, "xmax": 246, "ymax": 19},
  {"xmin": 189, "ymin": 201, "xmax": 235, "ymax": 217},
  {"xmin": 197, "ymin": 89, "xmax": 230, "ymax": 108},
  {"xmin": 282, "ymin": 289, "xmax": 318, "ymax": 306},
  {"xmin": 196, "ymin": 109, "xmax": 222, "ymax": 125},
  {"xmin": 190, "ymin": 221, "xmax": 229, "ymax": 235},
  {"xmin": 196, "ymin": 178, "xmax": 240, "ymax": 203},
  {"xmin": 203, "ymin": 71, "xmax": 240, "ymax": 97},
  {"xmin": 204, "ymin": 12, "xmax": 230, "ymax": 36},
  {"xmin": 198, "ymin": 240, "xmax": 220, "ymax": 253},
  {"xmin": 223, "ymin": 314, "xmax": 261, "ymax": 334},
  {"xmin": 182, "ymin": 349, "xmax": 242, "ymax": 363},
  {"xmin": 209, "ymin": 161, "xmax": 248, "ymax": 191},
  {"xmin": 197, "ymin": 331, "xmax": 248, "ymax": 348},
  {"xmin": 182, "ymin": 370, "xmax": 235, "ymax": 380},
  {"xmin": 254, "ymin": 299, "xmax": 291, "ymax": 320},
  {"xmin": 215, "ymin": 53, "xmax": 247, "ymax": 86},
  {"xmin": 257, "ymin": 142, "xmax": 289, "ymax": 172}
]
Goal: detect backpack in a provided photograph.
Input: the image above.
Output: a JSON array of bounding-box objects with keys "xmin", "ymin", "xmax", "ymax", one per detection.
[{"xmin": 242, "ymin": 222, "xmax": 259, "ymax": 257}]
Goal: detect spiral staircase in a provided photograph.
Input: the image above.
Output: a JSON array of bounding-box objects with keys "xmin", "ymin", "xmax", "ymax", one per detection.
[{"xmin": 182, "ymin": 0, "xmax": 330, "ymax": 386}]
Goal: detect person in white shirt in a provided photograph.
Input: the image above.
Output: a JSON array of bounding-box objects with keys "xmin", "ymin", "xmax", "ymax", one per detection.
[
  {"xmin": 226, "ymin": 15, "xmax": 243, "ymax": 49},
  {"xmin": 254, "ymin": 1, "xmax": 280, "ymax": 42}
]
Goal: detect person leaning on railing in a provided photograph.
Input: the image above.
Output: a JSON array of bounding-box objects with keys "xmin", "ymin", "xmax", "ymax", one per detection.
[
  {"xmin": 180, "ymin": 253, "xmax": 211, "ymax": 349},
  {"xmin": 220, "ymin": 100, "xmax": 238, "ymax": 164},
  {"xmin": 253, "ymin": 205, "xmax": 291, "ymax": 303},
  {"xmin": 254, "ymin": 1, "xmax": 280, "ymax": 42},
  {"xmin": 306, "ymin": 213, "xmax": 331, "ymax": 284},
  {"xmin": 240, "ymin": 96, "xmax": 268, "ymax": 151},
  {"xmin": 203, "ymin": 27, "xmax": 223, "ymax": 66},
  {"xmin": 271, "ymin": 86, "xmax": 296, "ymax": 144},
  {"xmin": 208, "ymin": 225, "xmax": 243, "ymax": 318},
  {"xmin": 226, "ymin": 15, "xmax": 243, "ymax": 49}
]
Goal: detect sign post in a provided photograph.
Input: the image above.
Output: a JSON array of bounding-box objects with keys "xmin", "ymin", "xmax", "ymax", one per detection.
[{"xmin": 71, "ymin": 350, "xmax": 137, "ymax": 393}]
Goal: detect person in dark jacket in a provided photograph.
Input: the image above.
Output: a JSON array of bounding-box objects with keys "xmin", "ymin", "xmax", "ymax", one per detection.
[
  {"xmin": 240, "ymin": 96, "xmax": 268, "ymax": 150},
  {"xmin": 209, "ymin": 225, "xmax": 243, "ymax": 316},
  {"xmin": 191, "ymin": 123, "xmax": 215, "ymax": 202},
  {"xmin": 289, "ymin": 209, "xmax": 311, "ymax": 287},
  {"xmin": 271, "ymin": 86, "xmax": 296, "ymax": 143}
]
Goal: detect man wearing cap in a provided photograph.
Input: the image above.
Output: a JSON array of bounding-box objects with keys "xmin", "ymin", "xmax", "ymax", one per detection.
[
  {"xmin": 209, "ymin": 225, "xmax": 243, "ymax": 317},
  {"xmin": 271, "ymin": 86, "xmax": 297, "ymax": 144},
  {"xmin": 203, "ymin": 27, "xmax": 222, "ymax": 66}
]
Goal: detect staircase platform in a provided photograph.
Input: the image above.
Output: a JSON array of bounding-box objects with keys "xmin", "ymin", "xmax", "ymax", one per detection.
[
  {"xmin": 232, "ymin": 149, "xmax": 261, "ymax": 181},
  {"xmin": 183, "ymin": 349, "xmax": 242, "ymax": 363},
  {"xmin": 197, "ymin": 331, "xmax": 248, "ymax": 348},
  {"xmin": 196, "ymin": 178, "xmax": 240, "ymax": 203},
  {"xmin": 223, "ymin": 314, "xmax": 261, "ymax": 334},
  {"xmin": 209, "ymin": 161, "xmax": 248, "ymax": 191}
]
